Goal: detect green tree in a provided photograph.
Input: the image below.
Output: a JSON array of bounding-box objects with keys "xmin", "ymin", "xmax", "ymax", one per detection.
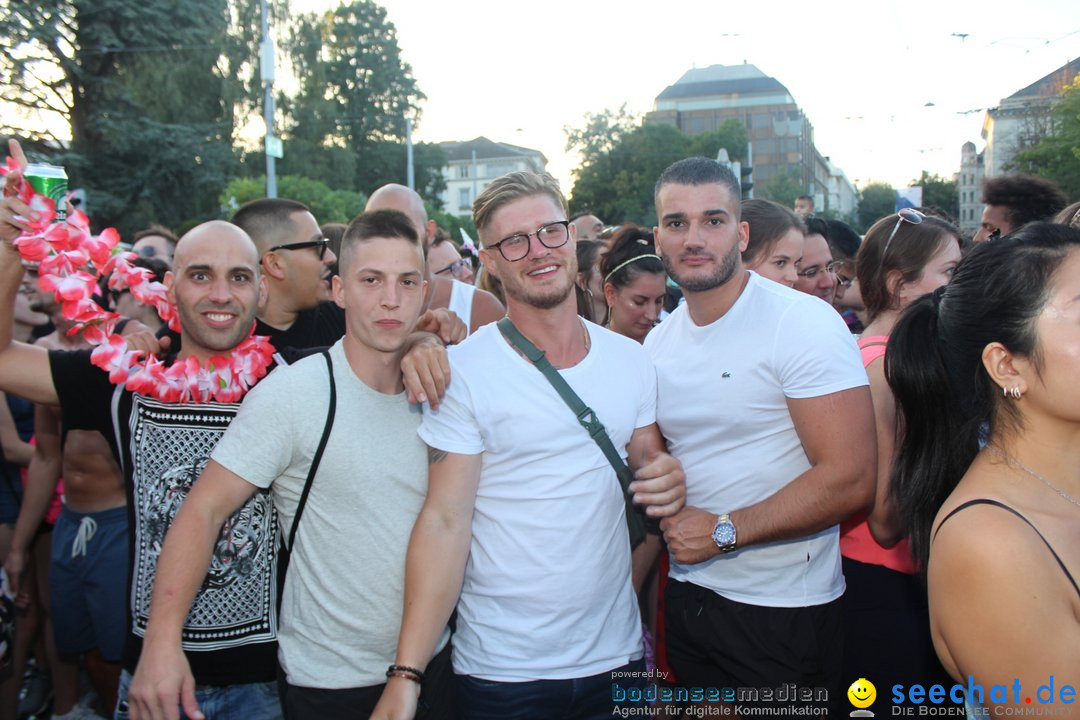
[
  {"xmin": 566, "ymin": 112, "xmax": 754, "ymax": 225},
  {"xmin": 569, "ymin": 123, "xmax": 689, "ymax": 226},
  {"xmin": 857, "ymin": 182, "xmax": 897, "ymax": 233},
  {"xmin": 909, "ymin": 171, "xmax": 958, "ymax": 221},
  {"xmin": 428, "ymin": 206, "xmax": 477, "ymax": 247},
  {"xmin": 686, "ymin": 119, "xmax": 749, "ymax": 163},
  {"xmin": 282, "ymin": 1, "xmax": 424, "ymax": 193},
  {"xmin": 1011, "ymin": 76, "xmax": 1080, "ymax": 200},
  {"xmin": 758, "ymin": 168, "xmax": 803, "ymax": 208},
  {"xmin": 0, "ymin": 0, "xmax": 267, "ymax": 237},
  {"xmin": 221, "ymin": 175, "xmax": 367, "ymax": 224}
]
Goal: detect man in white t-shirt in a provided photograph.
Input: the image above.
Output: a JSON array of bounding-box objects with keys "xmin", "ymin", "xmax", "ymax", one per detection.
[
  {"xmin": 647, "ymin": 157, "xmax": 876, "ymax": 714},
  {"xmin": 373, "ymin": 171, "xmax": 686, "ymax": 720},
  {"xmin": 129, "ymin": 210, "xmax": 456, "ymax": 720}
]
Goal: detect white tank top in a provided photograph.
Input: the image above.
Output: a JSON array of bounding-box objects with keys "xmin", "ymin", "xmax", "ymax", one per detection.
[{"xmin": 447, "ymin": 280, "xmax": 475, "ymax": 338}]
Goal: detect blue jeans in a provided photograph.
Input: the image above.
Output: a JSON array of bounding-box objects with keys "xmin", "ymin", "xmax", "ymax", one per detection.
[
  {"xmin": 455, "ymin": 659, "xmax": 646, "ymax": 720},
  {"xmin": 115, "ymin": 669, "xmax": 282, "ymax": 720}
]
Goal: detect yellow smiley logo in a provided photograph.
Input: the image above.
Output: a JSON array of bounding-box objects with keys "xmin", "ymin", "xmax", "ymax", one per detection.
[{"xmin": 847, "ymin": 678, "xmax": 876, "ymax": 709}]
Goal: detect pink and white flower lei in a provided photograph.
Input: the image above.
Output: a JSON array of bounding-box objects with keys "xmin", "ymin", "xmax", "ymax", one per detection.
[{"xmin": 1, "ymin": 160, "xmax": 274, "ymax": 403}]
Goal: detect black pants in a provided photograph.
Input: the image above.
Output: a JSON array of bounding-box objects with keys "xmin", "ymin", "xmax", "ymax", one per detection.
[
  {"xmin": 278, "ymin": 642, "xmax": 456, "ymax": 720},
  {"xmin": 664, "ymin": 580, "xmax": 842, "ymax": 717},
  {"xmin": 842, "ymin": 558, "xmax": 953, "ymax": 703}
]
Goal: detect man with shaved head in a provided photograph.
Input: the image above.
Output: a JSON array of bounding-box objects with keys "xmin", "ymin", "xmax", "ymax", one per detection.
[
  {"xmin": 366, "ymin": 184, "xmax": 504, "ymax": 336},
  {"xmin": 0, "ymin": 142, "xmax": 287, "ymax": 719}
]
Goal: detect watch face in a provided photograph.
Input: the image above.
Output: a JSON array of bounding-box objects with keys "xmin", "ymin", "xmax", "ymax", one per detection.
[{"xmin": 713, "ymin": 521, "xmax": 736, "ymax": 548}]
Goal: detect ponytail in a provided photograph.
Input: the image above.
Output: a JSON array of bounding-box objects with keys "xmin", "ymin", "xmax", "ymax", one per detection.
[{"xmin": 886, "ymin": 291, "xmax": 978, "ymax": 568}]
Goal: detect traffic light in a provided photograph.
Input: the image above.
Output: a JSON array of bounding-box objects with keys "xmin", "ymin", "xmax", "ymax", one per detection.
[{"xmin": 740, "ymin": 166, "xmax": 753, "ymax": 199}]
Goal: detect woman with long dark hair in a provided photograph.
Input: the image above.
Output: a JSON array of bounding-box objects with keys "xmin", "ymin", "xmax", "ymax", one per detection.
[{"xmin": 887, "ymin": 223, "xmax": 1080, "ymax": 709}]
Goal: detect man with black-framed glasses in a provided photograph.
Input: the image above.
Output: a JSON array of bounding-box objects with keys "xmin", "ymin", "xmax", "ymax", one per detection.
[{"xmin": 373, "ymin": 171, "xmax": 686, "ymax": 720}]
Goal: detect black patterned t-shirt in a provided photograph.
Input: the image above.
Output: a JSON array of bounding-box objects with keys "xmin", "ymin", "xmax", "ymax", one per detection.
[{"xmin": 50, "ymin": 350, "xmax": 280, "ymax": 686}]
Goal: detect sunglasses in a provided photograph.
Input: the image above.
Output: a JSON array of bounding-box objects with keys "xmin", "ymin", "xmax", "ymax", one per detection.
[
  {"xmin": 882, "ymin": 208, "xmax": 924, "ymax": 259},
  {"xmin": 268, "ymin": 238, "xmax": 331, "ymax": 261}
]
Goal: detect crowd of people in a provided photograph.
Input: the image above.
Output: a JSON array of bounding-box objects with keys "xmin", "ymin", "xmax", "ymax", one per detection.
[{"xmin": 0, "ymin": 132, "xmax": 1077, "ymax": 720}]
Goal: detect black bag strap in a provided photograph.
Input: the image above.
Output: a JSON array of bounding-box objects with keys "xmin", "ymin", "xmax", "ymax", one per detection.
[
  {"xmin": 286, "ymin": 349, "xmax": 336, "ymax": 554},
  {"xmin": 497, "ymin": 317, "xmax": 646, "ymax": 548}
]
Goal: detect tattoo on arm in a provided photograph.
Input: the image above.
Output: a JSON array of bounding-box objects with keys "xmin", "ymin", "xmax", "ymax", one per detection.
[{"xmin": 427, "ymin": 445, "xmax": 448, "ymax": 464}]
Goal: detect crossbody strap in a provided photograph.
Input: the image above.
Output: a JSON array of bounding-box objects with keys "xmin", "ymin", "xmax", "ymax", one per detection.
[
  {"xmin": 286, "ymin": 349, "xmax": 337, "ymax": 553},
  {"xmin": 497, "ymin": 318, "xmax": 645, "ymax": 547}
]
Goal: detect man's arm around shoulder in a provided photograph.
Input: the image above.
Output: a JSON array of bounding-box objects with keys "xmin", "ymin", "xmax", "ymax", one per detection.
[
  {"xmin": 371, "ymin": 447, "xmax": 480, "ymax": 720},
  {"xmin": 128, "ymin": 461, "xmax": 259, "ymax": 720}
]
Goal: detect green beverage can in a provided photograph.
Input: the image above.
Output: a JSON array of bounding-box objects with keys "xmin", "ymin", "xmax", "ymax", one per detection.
[{"xmin": 23, "ymin": 163, "xmax": 68, "ymax": 222}]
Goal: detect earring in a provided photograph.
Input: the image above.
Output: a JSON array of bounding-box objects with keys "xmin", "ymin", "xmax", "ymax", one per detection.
[
  {"xmin": 1010, "ymin": 386, "xmax": 1022, "ymax": 400},
  {"xmin": 1002, "ymin": 386, "xmax": 1008, "ymax": 397}
]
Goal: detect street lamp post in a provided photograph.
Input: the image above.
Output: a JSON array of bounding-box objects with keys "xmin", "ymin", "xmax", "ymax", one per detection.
[{"xmin": 260, "ymin": 0, "xmax": 277, "ymax": 198}]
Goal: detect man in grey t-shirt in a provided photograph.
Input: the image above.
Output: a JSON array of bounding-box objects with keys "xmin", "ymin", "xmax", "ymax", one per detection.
[{"xmin": 129, "ymin": 210, "xmax": 455, "ymax": 720}]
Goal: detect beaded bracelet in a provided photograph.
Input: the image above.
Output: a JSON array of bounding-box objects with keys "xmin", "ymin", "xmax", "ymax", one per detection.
[{"xmin": 386, "ymin": 664, "xmax": 424, "ymax": 684}]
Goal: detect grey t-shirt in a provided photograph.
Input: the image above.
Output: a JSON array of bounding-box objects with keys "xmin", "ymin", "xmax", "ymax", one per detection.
[{"xmin": 213, "ymin": 339, "xmax": 442, "ymax": 689}]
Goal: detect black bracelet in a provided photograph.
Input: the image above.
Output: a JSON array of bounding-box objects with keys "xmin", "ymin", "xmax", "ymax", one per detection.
[{"xmin": 386, "ymin": 664, "xmax": 424, "ymax": 683}]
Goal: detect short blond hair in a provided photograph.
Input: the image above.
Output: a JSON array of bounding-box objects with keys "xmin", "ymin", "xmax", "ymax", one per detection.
[{"xmin": 472, "ymin": 172, "xmax": 568, "ymax": 243}]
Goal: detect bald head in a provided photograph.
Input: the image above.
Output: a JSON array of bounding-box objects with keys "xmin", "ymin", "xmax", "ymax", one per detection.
[
  {"xmin": 174, "ymin": 220, "xmax": 260, "ymax": 271},
  {"xmin": 366, "ymin": 184, "xmax": 433, "ymax": 245}
]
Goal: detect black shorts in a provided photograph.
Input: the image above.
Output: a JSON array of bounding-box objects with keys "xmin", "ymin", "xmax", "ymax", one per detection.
[{"xmin": 664, "ymin": 579, "xmax": 841, "ymax": 716}]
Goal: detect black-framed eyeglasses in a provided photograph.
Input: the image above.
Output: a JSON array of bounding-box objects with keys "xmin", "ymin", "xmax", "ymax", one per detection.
[
  {"xmin": 435, "ymin": 258, "xmax": 472, "ymax": 278},
  {"xmin": 797, "ymin": 260, "xmax": 842, "ymax": 280},
  {"xmin": 268, "ymin": 238, "xmax": 331, "ymax": 261},
  {"xmin": 882, "ymin": 208, "xmax": 925, "ymax": 258},
  {"xmin": 488, "ymin": 220, "xmax": 570, "ymax": 262}
]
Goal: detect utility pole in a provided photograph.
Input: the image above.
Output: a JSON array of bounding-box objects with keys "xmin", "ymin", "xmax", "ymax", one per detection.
[
  {"xmin": 260, "ymin": 0, "xmax": 278, "ymax": 198},
  {"xmin": 406, "ymin": 117, "xmax": 415, "ymax": 190}
]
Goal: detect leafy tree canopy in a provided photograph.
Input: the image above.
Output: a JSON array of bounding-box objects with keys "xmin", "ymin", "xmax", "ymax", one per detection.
[
  {"xmin": 857, "ymin": 182, "xmax": 898, "ymax": 233},
  {"xmin": 1010, "ymin": 76, "xmax": 1080, "ymax": 200},
  {"xmin": 758, "ymin": 169, "xmax": 803, "ymax": 209},
  {"xmin": 221, "ymin": 175, "xmax": 367, "ymax": 225},
  {"xmin": 566, "ymin": 110, "xmax": 749, "ymax": 227},
  {"xmin": 909, "ymin": 171, "xmax": 958, "ymax": 222}
]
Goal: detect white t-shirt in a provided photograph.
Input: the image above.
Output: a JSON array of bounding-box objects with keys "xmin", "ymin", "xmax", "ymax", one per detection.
[
  {"xmin": 419, "ymin": 320, "xmax": 653, "ymax": 681},
  {"xmin": 644, "ymin": 271, "xmax": 868, "ymax": 607},
  {"xmin": 213, "ymin": 340, "xmax": 447, "ymax": 689}
]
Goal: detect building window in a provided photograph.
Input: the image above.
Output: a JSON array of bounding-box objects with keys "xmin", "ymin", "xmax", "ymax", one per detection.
[
  {"xmin": 486, "ymin": 162, "xmax": 517, "ymax": 177},
  {"xmin": 459, "ymin": 188, "xmax": 470, "ymax": 211}
]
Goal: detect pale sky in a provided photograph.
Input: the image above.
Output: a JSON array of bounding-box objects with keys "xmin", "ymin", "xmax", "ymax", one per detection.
[{"xmin": 290, "ymin": 0, "xmax": 1080, "ymax": 197}]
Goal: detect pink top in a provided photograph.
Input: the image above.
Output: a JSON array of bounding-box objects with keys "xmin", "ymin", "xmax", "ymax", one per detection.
[{"xmin": 839, "ymin": 336, "xmax": 916, "ymax": 574}]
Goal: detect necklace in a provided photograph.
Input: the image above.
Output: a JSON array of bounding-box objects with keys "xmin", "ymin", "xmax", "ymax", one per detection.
[
  {"xmin": 986, "ymin": 445, "xmax": 1080, "ymax": 510},
  {"xmin": 3, "ymin": 166, "xmax": 275, "ymax": 403}
]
